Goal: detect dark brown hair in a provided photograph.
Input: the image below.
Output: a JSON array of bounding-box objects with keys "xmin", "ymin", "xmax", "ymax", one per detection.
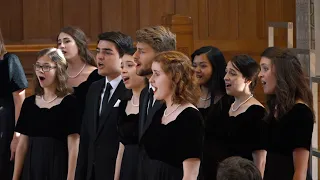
[
  {"xmin": 0, "ymin": 28, "xmax": 7, "ymax": 59},
  {"xmin": 261, "ymin": 47, "xmax": 314, "ymax": 120},
  {"xmin": 34, "ymin": 48, "xmax": 73, "ymax": 97},
  {"xmin": 58, "ymin": 26, "xmax": 96, "ymax": 66},
  {"xmin": 154, "ymin": 51, "xmax": 200, "ymax": 105},
  {"xmin": 136, "ymin": 26, "xmax": 176, "ymax": 52},
  {"xmin": 217, "ymin": 156, "xmax": 262, "ymax": 180},
  {"xmin": 98, "ymin": 31, "xmax": 133, "ymax": 57},
  {"xmin": 230, "ymin": 55, "xmax": 260, "ymax": 93}
]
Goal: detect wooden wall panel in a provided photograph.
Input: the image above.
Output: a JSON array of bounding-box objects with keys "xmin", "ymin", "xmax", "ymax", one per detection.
[
  {"xmin": 208, "ymin": 0, "xmax": 239, "ymax": 40},
  {"xmin": 1, "ymin": 0, "xmax": 296, "ymax": 100},
  {"xmin": 22, "ymin": 0, "xmax": 60, "ymax": 43},
  {"xmin": 0, "ymin": 0, "xmax": 23, "ymax": 43},
  {"xmin": 238, "ymin": 0, "xmax": 258, "ymax": 40},
  {"xmin": 62, "ymin": 0, "xmax": 92, "ymax": 39},
  {"xmin": 139, "ymin": 0, "xmax": 175, "ymax": 28}
]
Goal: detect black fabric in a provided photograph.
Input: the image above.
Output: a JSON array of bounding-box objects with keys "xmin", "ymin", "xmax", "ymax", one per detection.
[
  {"xmin": 73, "ymin": 69, "xmax": 103, "ymax": 117},
  {"xmin": 264, "ymin": 103, "xmax": 314, "ymax": 180},
  {"xmin": 0, "ymin": 53, "xmax": 27, "ymax": 180},
  {"xmin": 75, "ymin": 79, "xmax": 128, "ymax": 180},
  {"xmin": 118, "ymin": 100, "xmax": 139, "ymax": 145},
  {"xmin": 200, "ymin": 94, "xmax": 233, "ymax": 180},
  {"xmin": 202, "ymin": 104, "xmax": 267, "ymax": 180},
  {"xmin": 97, "ymin": 83, "xmax": 112, "ymax": 131},
  {"xmin": 141, "ymin": 107, "xmax": 204, "ymax": 179},
  {"xmin": 117, "ymin": 99, "xmax": 140, "ymax": 180},
  {"xmin": 147, "ymin": 88, "xmax": 154, "ymax": 116},
  {"xmin": 15, "ymin": 95, "xmax": 81, "ymax": 179}
]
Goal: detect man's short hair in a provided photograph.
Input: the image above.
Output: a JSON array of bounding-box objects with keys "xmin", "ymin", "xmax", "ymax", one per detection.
[
  {"xmin": 217, "ymin": 156, "xmax": 262, "ymax": 180},
  {"xmin": 98, "ymin": 31, "xmax": 133, "ymax": 57},
  {"xmin": 136, "ymin": 26, "xmax": 176, "ymax": 52}
]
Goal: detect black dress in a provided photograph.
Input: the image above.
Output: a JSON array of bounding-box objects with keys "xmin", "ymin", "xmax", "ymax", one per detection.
[
  {"xmin": 201, "ymin": 94, "xmax": 233, "ymax": 180},
  {"xmin": 117, "ymin": 99, "xmax": 140, "ymax": 180},
  {"xmin": 73, "ymin": 69, "xmax": 103, "ymax": 115},
  {"xmin": 264, "ymin": 103, "xmax": 314, "ymax": 180},
  {"xmin": 15, "ymin": 95, "xmax": 81, "ymax": 180},
  {"xmin": 142, "ymin": 107, "xmax": 204, "ymax": 180},
  {"xmin": 0, "ymin": 53, "xmax": 28, "ymax": 180},
  {"xmin": 203, "ymin": 104, "xmax": 267, "ymax": 180}
]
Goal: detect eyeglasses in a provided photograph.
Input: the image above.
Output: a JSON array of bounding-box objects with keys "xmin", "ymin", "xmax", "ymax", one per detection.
[{"xmin": 33, "ymin": 64, "xmax": 56, "ymax": 72}]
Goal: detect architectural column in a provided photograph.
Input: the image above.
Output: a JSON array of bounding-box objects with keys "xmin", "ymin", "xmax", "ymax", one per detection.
[{"xmin": 296, "ymin": 0, "xmax": 318, "ymax": 178}]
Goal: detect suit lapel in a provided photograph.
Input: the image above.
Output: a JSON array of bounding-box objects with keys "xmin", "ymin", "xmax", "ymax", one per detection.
[
  {"xmin": 95, "ymin": 81, "xmax": 125, "ymax": 139},
  {"xmin": 138, "ymin": 88, "xmax": 149, "ymax": 140},
  {"xmin": 142, "ymin": 100, "xmax": 163, "ymax": 136},
  {"xmin": 92, "ymin": 79, "xmax": 105, "ymax": 134}
]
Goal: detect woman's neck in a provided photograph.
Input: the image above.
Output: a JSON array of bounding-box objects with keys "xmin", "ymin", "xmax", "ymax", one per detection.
[
  {"xmin": 67, "ymin": 56, "xmax": 86, "ymax": 71},
  {"xmin": 234, "ymin": 92, "xmax": 252, "ymax": 105},
  {"xmin": 43, "ymin": 86, "xmax": 57, "ymax": 99},
  {"xmin": 200, "ymin": 85, "xmax": 209, "ymax": 97},
  {"xmin": 132, "ymin": 85, "xmax": 145, "ymax": 99}
]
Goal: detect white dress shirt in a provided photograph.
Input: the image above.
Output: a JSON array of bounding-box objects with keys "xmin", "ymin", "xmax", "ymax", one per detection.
[{"xmin": 99, "ymin": 75, "xmax": 122, "ymax": 115}]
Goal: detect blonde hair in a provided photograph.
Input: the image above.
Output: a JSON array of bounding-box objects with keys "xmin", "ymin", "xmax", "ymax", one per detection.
[
  {"xmin": 136, "ymin": 26, "xmax": 176, "ymax": 52},
  {"xmin": 0, "ymin": 29, "xmax": 7, "ymax": 58},
  {"xmin": 33, "ymin": 48, "xmax": 73, "ymax": 97},
  {"xmin": 154, "ymin": 51, "xmax": 200, "ymax": 105}
]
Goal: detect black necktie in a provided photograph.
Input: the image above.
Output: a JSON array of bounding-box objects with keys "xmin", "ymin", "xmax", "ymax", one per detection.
[
  {"xmin": 101, "ymin": 83, "xmax": 112, "ymax": 114},
  {"xmin": 97, "ymin": 82, "xmax": 112, "ymax": 131},
  {"xmin": 148, "ymin": 88, "xmax": 154, "ymax": 115}
]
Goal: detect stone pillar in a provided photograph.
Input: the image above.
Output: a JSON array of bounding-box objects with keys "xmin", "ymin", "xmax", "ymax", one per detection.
[{"xmin": 296, "ymin": 0, "xmax": 318, "ymax": 178}]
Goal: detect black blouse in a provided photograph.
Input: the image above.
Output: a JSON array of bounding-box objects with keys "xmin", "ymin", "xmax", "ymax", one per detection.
[
  {"xmin": 142, "ymin": 107, "xmax": 204, "ymax": 168},
  {"xmin": 15, "ymin": 95, "xmax": 81, "ymax": 142}
]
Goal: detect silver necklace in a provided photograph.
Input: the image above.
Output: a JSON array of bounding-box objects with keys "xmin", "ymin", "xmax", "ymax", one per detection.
[
  {"xmin": 231, "ymin": 94, "xmax": 253, "ymax": 112},
  {"xmin": 42, "ymin": 95, "xmax": 58, "ymax": 103},
  {"xmin": 67, "ymin": 63, "xmax": 86, "ymax": 78},
  {"xmin": 200, "ymin": 96, "xmax": 211, "ymax": 101},
  {"xmin": 164, "ymin": 104, "xmax": 181, "ymax": 117},
  {"xmin": 131, "ymin": 96, "xmax": 139, "ymax": 107}
]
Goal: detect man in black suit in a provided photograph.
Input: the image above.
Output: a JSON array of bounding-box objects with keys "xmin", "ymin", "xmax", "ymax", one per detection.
[
  {"xmin": 75, "ymin": 32, "xmax": 133, "ymax": 180},
  {"xmin": 133, "ymin": 26, "xmax": 176, "ymax": 179}
]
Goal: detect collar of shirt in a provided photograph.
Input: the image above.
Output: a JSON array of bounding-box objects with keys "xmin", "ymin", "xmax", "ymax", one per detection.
[{"xmin": 105, "ymin": 75, "xmax": 122, "ymax": 91}]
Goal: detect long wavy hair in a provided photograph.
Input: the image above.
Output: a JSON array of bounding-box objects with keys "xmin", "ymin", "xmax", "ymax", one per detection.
[
  {"xmin": 261, "ymin": 47, "xmax": 314, "ymax": 120},
  {"xmin": 58, "ymin": 26, "xmax": 96, "ymax": 66},
  {"xmin": 154, "ymin": 51, "xmax": 200, "ymax": 105},
  {"xmin": 34, "ymin": 48, "xmax": 73, "ymax": 97}
]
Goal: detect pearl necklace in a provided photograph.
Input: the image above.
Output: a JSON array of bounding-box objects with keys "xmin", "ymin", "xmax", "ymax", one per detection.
[
  {"xmin": 67, "ymin": 63, "xmax": 86, "ymax": 78},
  {"xmin": 200, "ymin": 96, "xmax": 211, "ymax": 101},
  {"xmin": 164, "ymin": 104, "xmax": 181, "ymax": 117},
  {"xmin": 131, "ymin": 96, "xmax": 139, "ymax": 107},
  {"xmin": 42, "ymin": 95, "xmax": 58, "ymax": 103},
  {"xmin": 231, "ymin": 94, "xmax": 253, "ymax": 112}
]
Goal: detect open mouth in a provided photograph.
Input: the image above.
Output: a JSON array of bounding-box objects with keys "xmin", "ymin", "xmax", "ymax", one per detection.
[
  {"xmin": 261, "ymin": 81, "xmax": 266, "ymax": 86},
  {"xmin": 39, "ymin": 76, "xmax": 46, "ymax": 81},
  {"xmin": 225, "ymin": 83, "xmax": 231, "ymax": 88},
  {"xmin": 62, "ymin": 50, "xmax": 67, "ymax": 54},
  {"xmin": 136, "ymin": 63, "xmax": 141, "ymax": 68},
  {"xmin": 97, "ymin": 62, "xmax": 104, "ymax": 68},
  {"xmin": 196, "ymin": 75, "xmax": 202, "ymax": 79},
  {"xmin": 153, "ymin": 87, "xmax": 157, "ymax": 93},
  {"xmin": 122, "ymin": 76, "xmax": 130, "ymax": 83}
]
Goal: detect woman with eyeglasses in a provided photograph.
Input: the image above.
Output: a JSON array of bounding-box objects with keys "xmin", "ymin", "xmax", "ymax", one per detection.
[
  {"xmin": 0, "ymin": 29, "xmax": 28, "ymax": 180},
  {"xmin": 12, "ymin": 48, "xmax": 81, "ymax": 180}
]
